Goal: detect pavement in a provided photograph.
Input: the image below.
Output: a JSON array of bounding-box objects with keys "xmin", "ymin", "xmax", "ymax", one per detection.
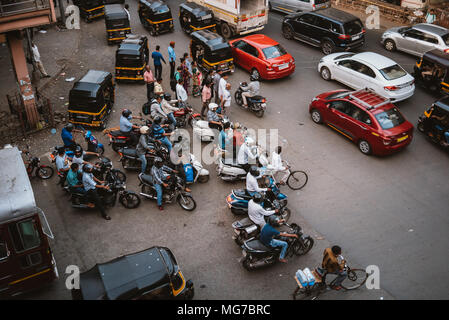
[{"xmin": 2, "ymin": 1, "xmax": 449, "ymax": 300}]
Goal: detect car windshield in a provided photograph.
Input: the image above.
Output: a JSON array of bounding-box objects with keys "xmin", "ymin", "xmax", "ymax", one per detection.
[
  {"xmin": 343, "ymin": 20, "xmax": 363, "ymax": 35},
  {"xmin": 325, "ymin": 91, "xmax": 350, "ymax": 100},
  {"xmin": 262, "ymin": 45, "xmax": 287, "ymax": 59},
  {"xmin": 442, "ymin": 33, "xmax": 449, "ymax": 45},
  {"xmin": 375, "ymin": 108, "xmax": 405, "ymax": 129},
  {"xmin": 379, "ymin": 64, "xmax": 408, "ymax": 80}
]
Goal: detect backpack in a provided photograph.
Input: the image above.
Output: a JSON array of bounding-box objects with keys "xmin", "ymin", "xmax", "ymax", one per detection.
[{"xmin": 142, "ymin": 101, "xmax": 152, "ymax": 115}]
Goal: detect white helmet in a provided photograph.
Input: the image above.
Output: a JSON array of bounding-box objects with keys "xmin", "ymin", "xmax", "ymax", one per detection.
[
  {"xmin": 208, "ymin": 103, "xmax": 218, "ymax": 110},
  {"xmin": 245, "ymin": 136, "xmax": 255, "ymax": 146},
  {"xmin": 140, "ymin": 126, "xmax": 149, "ymax": 134}
]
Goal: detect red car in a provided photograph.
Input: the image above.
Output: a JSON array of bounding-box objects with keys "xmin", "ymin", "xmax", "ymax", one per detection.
[
  {"xmin": 229, "ymin": 34, "xmax": 295, "ymax": 80},
  {"xmin": 309, "ymin": 89, "xmax": 414, "ymax": 156}
]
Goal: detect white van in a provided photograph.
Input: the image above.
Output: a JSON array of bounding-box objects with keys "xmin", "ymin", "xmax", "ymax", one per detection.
[{"xmin": 269, "ymin": 0, "xmax": 330, "ymax": 14}]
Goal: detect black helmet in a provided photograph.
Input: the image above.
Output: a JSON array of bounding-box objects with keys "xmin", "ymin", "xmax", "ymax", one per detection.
[
  {"xmin": 83, "ymin": 163, "xmax": 93, "ymax": 172},
  {"xmin": 75, "ymin": 145, "xmax": 83, "ymax": 155},
  {"xmin": 249, "ymin": 166, "xmax": 259, "ymax": 177},
  {"xmin": 252, "ymin": 192, "xmax": 263, "ymax": 204},
  {"xmin": 268, "ymin": 215, "xmax": 280, "ymax": 227},
  {"xmin": 122, "ymin": 109, "xmax": 132, "ymax": 118},
  {"xmin": 65, "ymin": 123, "xmax": 74, "ymax": 132},
  {"xmin": 153, "ymin": 116, "xmax": 162, "ymax": 125},
  {"xmin": 163, "ymin": 93, "xmax": 171, "ymax": 101}
]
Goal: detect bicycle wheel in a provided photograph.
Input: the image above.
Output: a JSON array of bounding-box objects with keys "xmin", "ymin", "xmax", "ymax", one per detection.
[
  {"xmin": 341, "ymin": 269, "xmax": 368, "ymax": 290},
  {"xmin": 292, "ymin": 283, "xmax": 324, "ymax": 300},
  {"xmin": 287, "ymin": 171, "xmax": 308, "ymax": 190}
]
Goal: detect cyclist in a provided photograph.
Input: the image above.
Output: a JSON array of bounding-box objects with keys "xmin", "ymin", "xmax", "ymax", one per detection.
[{"xmin": 320, "ymin": 245, "xmax": 347, "ymax": 290}]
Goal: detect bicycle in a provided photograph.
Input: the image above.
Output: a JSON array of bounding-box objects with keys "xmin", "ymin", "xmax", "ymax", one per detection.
[
  {"xmin": 292, "ymin": 264, "xmax": 368, "ymax": 300},
  {"xmin": 261, "ymin": 160, "xmax": 308, "ymax": 191}
]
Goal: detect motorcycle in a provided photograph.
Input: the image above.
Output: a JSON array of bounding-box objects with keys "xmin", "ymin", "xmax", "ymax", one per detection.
[
  {"xmin": 231, "ymin": 204, "xmax": 292, "ymax": 246},
  {"xmin": 240, "ymin": 223, "xmax": 314, "ymax": 271},
  {"xmin": 234, "ymin": 82, "xmax": 267, "ymax": 118},
  {"xmin": 138, "ymin": 172, "xmax": 197, "ymax": 211},
  {"xmin": 226, "ymin": 176, "xmax": 288, "ymax": 215},
  {"xmin": 93, "ymin": 156, "xmax": 126, "ymax": 183},
  {"xmin": 22, "ymin": 148, "xmax": 54, "ymax": 180},
  {"xmin": 191, "ymin": 115, "xmax": 231, "ymax": 142},
  {"xmin": 105, "ymin": 118, "xmax": 151, "ymax": 152},
  {"xmin": 173, "ymin": 102, "xmax": 194, "ymax": 128},
  {"xmin": 117, "ymin": 143, "xmax": 169, "ymax": 172}
]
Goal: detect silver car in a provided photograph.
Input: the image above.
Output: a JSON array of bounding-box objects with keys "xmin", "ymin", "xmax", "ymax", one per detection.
[
  {"xmin": 381, "ymin": 23, "xmax": 449, "ymax": 57},
  {"xmin": 269, "ymin": 0, "xmax": 330, "ymax": 14}
]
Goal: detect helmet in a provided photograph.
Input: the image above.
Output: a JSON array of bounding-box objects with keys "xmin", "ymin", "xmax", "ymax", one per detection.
[
  {"xmin": 154, "ymin": 157, "xmax": 163, "ymax": 167},
  {"xmin": 249, "ymin": 166, "xmax": 259, "ymax": 177},
  {"xmin": 153, "ymin": 116, "xmax": 162, "ymax": 125},
  {"xmin": 122, "ymin": 109, "xmax": 132, "ymax": 118},
  {"xmin": 244, "ymin": 137, "xmax": 255, "ymax": 146},
  {"xmin": 252, "ymin": 192, "xmax": 263, "ymax": 204},
  {"xmin": 268, "ymin": 215, "xmax": 280, "ymax": 227},
  {"xmin": 75, "ymin": 145, "xmax": 83, "ymax": 155},
  {"xmin": 163, "ymin": 93, "xmax": 171, "ymax": 101},
  {"xmin": 208, "ymin": 103, "xmax": 218, "ymax": 110},
  {"xmin": 140, "ymin": 126, "xmax": 149, "ymax": 134},
  {"xmin": 65, "ymin": 123, "xmax": 74, "ymax": 132},
  {"xmin": 250, "ymin": 74, "xmax": 259, "ymax": 81},
  {"xmin": 83, "ymin": 163, "xmax": 93, "ymax": 172}
]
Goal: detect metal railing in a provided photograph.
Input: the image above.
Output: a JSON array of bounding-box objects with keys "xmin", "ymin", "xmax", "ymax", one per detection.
[{"xmin": 0, "ymin": 0, "xmax": 51, "ymax": 17}]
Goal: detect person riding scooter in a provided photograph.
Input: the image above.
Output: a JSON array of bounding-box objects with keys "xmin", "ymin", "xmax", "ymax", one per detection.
[
  {"xmin": 120, "ymin": 109, "xmax": 142, "ymax": 146},
  {"xmin": 260, "ymin": 215, "xmax": 298, "ymax": 263},
  {"xmin": 207, "ymin": 103, "xmax": 223, "ymax": 131},
  {"xmin": 151, "ymin": 156, "xmax": 173, "ymax": 211},
  {"xmin": 237, "ymin": 137, "xmax": 259, "ymax": 172},
  {"xmin": 248, "ymin": 192, "xmax": 279, "ymax": 230},
  {"xmin": 61, "ymin": 123, "xmax": 83, "ymax": 151},
  {"xmin": 136, "ymin": 126, "xmax": 155, "ymax": 174},
  {"xmin": 241, "ymin": 74, "xmax": 260, "ymax": 108},
  {"xmin": 150, "ymin": 116, "xmax": 173, "ymax": 153},
  {"xmin": 246, "ymin": 166, "xmax": 269, "ymax": 197},
  {"xmin": 82, "ymin": 163, "xmax": 111, "ymax": 220}
]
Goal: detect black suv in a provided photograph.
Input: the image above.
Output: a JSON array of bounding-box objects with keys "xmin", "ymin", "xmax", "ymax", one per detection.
[{"xmin": 282, "ymin": 8, "xmax": 365, "ymax": 55}]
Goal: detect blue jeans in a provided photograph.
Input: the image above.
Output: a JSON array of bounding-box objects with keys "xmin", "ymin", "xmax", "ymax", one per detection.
[
  {"xmin": 167, "ymin": 112, "xmax": 176, "ymax": 127},
  {"xmin": 138, "ymin": 154, "xmax": 147, "ymax": 173},
  {"xmin": 159, "ymin": 136, "xmax": 172, "ymax": 153},
  {"xmin": 269, "ymin": 238, "xmax": 288, "ymax": 260},
  {"xmin": 154, "ymin": 183, "xmax": 163, "ymax": 206}
]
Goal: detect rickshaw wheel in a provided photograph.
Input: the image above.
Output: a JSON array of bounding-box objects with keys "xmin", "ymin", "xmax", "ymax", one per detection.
[
  {"xmin": 417, "ymin": 122, "xmax": 425, "ymax": 133},
  {"xmin": 149, "ymin": 26, "xmax": 157, "ymax": 37}
]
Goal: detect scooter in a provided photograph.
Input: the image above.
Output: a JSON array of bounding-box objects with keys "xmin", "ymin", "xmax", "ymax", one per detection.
[
  {"xmin": 234, "ymin": 82, "xmax": 267, "ymax": 118},
  {"xmin": 240, "ymin": 223, "xmax": 314, "ymax": 271},
  {"xmin": 186, "ymin": 153, "xmax": 209, "ymax": 184},
  {"xmin": 83, "ymin": 129, "xmax": 105, "ymax": 155},
  {"xmin": 191, "ymin": 115, "xmax": 231, "ymax": 142},
  {"xmin": 138, "ymin": 173, "xmax": 197, "ymax": 211},
  {"xmin": 226, "ymin": 176, "xmax": 288, "ymax": 215}
]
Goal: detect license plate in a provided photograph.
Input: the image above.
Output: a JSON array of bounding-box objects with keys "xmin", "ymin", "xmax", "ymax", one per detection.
[
  {"xmin": 397, "ymin": 135, "xmax": 408, "ymax": 142},
  {"xmin": 352, "ymin": 35, "xmax": 361, "ymax": 41},
  {"xmin": 278, "ymin": 63, "xmax": 288, "ymax": 70}
]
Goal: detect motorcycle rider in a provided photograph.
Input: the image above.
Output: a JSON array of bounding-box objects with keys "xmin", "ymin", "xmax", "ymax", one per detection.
[
  {"xmin": 237, "ymin": 137, "xmax": 259, "ymax": 172},
  {"xmin": 241, "ymin": 74, "xmax": 260, "ymax": 108},
  {"xmin": 260, "ymin": 216, "xmax": 298, "ymax": 263},
  {"xmin": 150, "ymin": 116, "xmax": 173, "ymax": 153},
  {"xmin": 161, "ymin": 93, "xmax": 180, "ymax": 127},
  {"xmin": 248, "ymin": 192, "xmax": 279, "ymax": 230},
  {"xmin": 150, "ymin": 94, "xmax": 168, "ymax": 121},
  {"xmin": 207, "ymin": 103, "xmax": 223, "ymax": 131},
  {"xmin": 55, "ymin": 146, "xmax": 70, "ymax": 175},
  {"xmin": 151, "ymin": 157, "xmax": 173, "ymax": 211},
  {"xmin": 72, "ymin": 145, "xmax": 100, "ymax": 169},
  {"xmin": 61, "ymin": 123, "xmax": 83, "ymax": 151},
  {"xmin": 82, "ymin": 163, "xmax": 111, "ymax": 220},
  {"xmin": 136, "ymin": 126, "xmax": 155, "ymax": 174},
  {"xmin": 66, "ymin": 163, "xmax": 85, "ymax": 194},
  {"xmin": 246, "ymin": 166, "xmax": 270, "ymax": 197},
  {"xmin": 120, "ymin": 109, "xmax": 142, "ymax": 146}
]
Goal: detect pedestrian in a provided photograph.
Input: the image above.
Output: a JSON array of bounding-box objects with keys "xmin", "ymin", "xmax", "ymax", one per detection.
[
  {"xmin": 218, "ymin": 73, "xmax": 229, "ymax": 101},
  {"xmin": 220, "ymin": 83, "xmax": 232, "ymax": 115},
  {"xmin": 201, "ymin": 81, "xmax": 212, "ymax": 118},
  {"xmin": 168, "ymin": 41, "xmax": 176, "ymax": 79},
  {"xmin": 213, "ymin": 70, "xmax": 222, "ymax": 103},
  {"xmin": 151, "ymin": 45, "xmax": 166, "ymax": 80},
  {"xmin": 183, "ymin": 52, "xmax": 193, "ymax": 76},
  {"xmin": 31, "ymin": 42, "xmax": 50, "ymax": 78},
  {"xmin": 426, "ymin": 9, "xmax": 436, "ymax": 24},
  {"xmin": 176, "ymin": 79, "xmax": 188, "ymax": 103},
  {"xmin": 192, "ymin": 61, "xmax": 202, "ymax": 97},
  {"xmin": 144, "ymin": 65, "xmax": 156, "ymax": 101},
  {"xmin": 180, "ymin": 57, "xmax": 191, "ymax": 94}
]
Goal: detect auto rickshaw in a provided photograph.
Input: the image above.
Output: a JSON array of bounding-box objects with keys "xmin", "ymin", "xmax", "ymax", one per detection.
[
  {"xmin": 0, "ymin": 146, "xmax": 57, "ymax": 298},
  {"xmin": 179, "ymin": 2, "xmax": 215, "ymax": 34},
  {"xmin": 190, "ymin": 29, "xmax": 234, "ymax": 74},
  {"xmin": 414, "ymin": 49, "xmax": 449, "ymax": 94},
  {"xmin": 417, "ymin": 95, "xmax": 449, "ymax": 150},
  {"xmin": 72, "ymin": 0, "xmax": 104, "ymax": 22},
  {"xmin": 104, "ymin": 4, "xmax": 131, "ymax": 45},
  {"xmin": 68, "ymin": 70, "xmax": 115, "ymax": 130},
  {"xmin": 71, "ymin": 246, "xmax": 194, "ymax": 300},
  {"xmin": 115, "ymin": 36, "xmax": 148, "ymax": 83},
  {"xmin": 138, "ymin": 0, "xmax": 174, "ymax": 36}
]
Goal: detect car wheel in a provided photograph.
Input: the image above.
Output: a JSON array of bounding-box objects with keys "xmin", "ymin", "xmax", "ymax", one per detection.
[
  {"xmin": 358, "ymin": 139, "xmax": 372, "ymax": 155},
  {"xmin": 282, "ymin": 25, "xmax": 294, "ymax": 40},
  {"xmin": 321, "ymin": 41, "xmax": 335, "ymax": 55},
  {"xmin": 384, "ymin": 39, "xmax": 396, "ymax": 52},
  {"xmin": 251, "ymin": 68, "xmax": 260, "ymax": 80},
  {"xmin": 320, "ymin": 67, "xmax": 331, "ymax": 81},
  {"xmin": 310, "ymin": 109, "xmax": 323, "ymax": 124}
]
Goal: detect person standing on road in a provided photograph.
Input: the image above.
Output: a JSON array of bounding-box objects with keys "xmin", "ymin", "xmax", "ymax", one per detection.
[
  {"xmin": 168, "ymin": 41, "xmax": 176, "ymax": 79},
  {"xmin": 180, "ymin": 57, "xmax": 191, "ymax": 94},
  {"xmin": 151, "ymin": 45, "xmax": 166, "ymax": 80},
  {"xmin": 192, "ymin": 61, "xmax": 202, "ymax": 97},
  {"xmin": 201, "ymin": 81, "xmax": 212, "ymax": 118},
  {"xmin": 82, "ymin": 163, "xmax": 111, "ymax": 220},
  {"xmin": 320, "ymin": 246, "xmax": 347, "ymax": 290},
  {"xmin": 176, "ymin": 79, "xmax": 188, "ymax": 104},
  {"xmin": 31, "ymin": 42, "xmax": 50, "ymax": 78},
  {"xmin": 213, "ymin": 70, "xmax": 222, "ymax": 104},
  {"xmin": 144, "ymin": 65, "xmax": 156, "ymax": 101},
  {"xmin": 218, "ymin": 73, "xmax": 228, "ymax": 103},
  {"xmin": 220, "ymin": 83, "xmax": 232, "ymax": 115}
]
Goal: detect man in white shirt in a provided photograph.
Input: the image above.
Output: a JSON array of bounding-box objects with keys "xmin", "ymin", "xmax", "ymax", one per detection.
[
  {"xmin": 31, "ymin": 42, "xmax": 50, "ymax": 78},
  {"xmin": 220, "ymin": 83, "xmax": 232, "ymax": 115},
  {"xmin": 246, "ymin": 166, "xmax": 268, "ymax": 196},
  {"xmin": 218, "ymin": 74, "xmax": 228, "ymax": 101},
  {"xmin": 248, "ymin": 193, "xmax": 278, "ymax": 230},
  {"xmin": 176, "ymin": 79, "xmax": 188, "ymax": 103},
  {"xmin": 237, "ymin": 137, "xmax": 258, "ymax": 172},
  {"xmin": 269, "ymin": 146, "xmax": 289, "ymax": 184}
]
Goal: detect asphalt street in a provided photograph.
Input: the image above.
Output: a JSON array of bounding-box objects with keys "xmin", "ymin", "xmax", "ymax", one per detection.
[{"xmin": 20, "ymin": 1, "xmax": 449, "ymax": 300}]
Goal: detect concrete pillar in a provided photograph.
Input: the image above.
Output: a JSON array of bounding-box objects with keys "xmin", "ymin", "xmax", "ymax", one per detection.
[{"xmin": 6, "ymin": 30, "xmax": 39, "ymax": 129}]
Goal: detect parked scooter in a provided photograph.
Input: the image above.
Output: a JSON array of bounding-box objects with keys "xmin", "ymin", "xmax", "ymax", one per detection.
[
  {"xmin": 83, "ymin": 129, "xmax": 105, "ymax": 155},
  {"xmin": 186, "ymin": 153, "xmax": 209, "ymax": 184},
  {"xmin": 240, "ymin": 223, "xmax": 314, "ymax": 271},
  {"xmin": 138, "ymin": 172, "xmax": 197, "ymax": 211},
  {"xmin": 234, "ymin": 82, "xmax": 267, "ymax": 118}
]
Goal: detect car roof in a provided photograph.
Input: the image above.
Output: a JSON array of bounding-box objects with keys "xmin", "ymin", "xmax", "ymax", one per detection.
[
  {"xmin": 413, "ymin": 23, "xmax": 449, "ymax": 36},
  {"xmin": 312, "ymin": 8, "xmax": 359, "ymax": 23},
  {"xmin": 344, "ymin": 89, "xmax": 393, "ymax": 112},
  {"xmin": 351, "ymin": 52, "xmax": 396, "ymax": 70},
  {"xmin": 240, "ymin": 34, "xmax": 279, "ymax": 49}
]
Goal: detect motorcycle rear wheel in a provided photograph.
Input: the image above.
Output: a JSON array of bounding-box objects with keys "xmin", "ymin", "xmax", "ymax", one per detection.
[
  {"xmin": 177, "ymin": 194, "xmax": 196, "ymax": 211},
  {"xmin": 119, "ymin": 192, "xmax": 141, "ymax": 209},
  {"xmin": 242, "ymin": 256, "xmax": 255, "ymax": 271},
  {"xmin": 36, "ymin": 166, "xmax": 54, "ymax": 179},
  {"xmin": 255, "ymin": 109, "xmax": 264, "ymax": 118}
]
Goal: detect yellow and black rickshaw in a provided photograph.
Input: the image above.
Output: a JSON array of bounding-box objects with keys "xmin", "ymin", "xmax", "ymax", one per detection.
[
  {"xmin": 115, "ymin": 36, "xmax": 149, "ymax": 83},
  {"xmin": 138, "ymin": 0, "xmax": 174, "ymax": 36},
  {"xmin": 68, "ymin": 70, "xmax": 115, "ymax": 130},
  {"xmin": 414, "ymin": 49, "xmax": 449, "ymax": 94},
  {"xmin": 179, "ymin": 2, "xmax": 215, "ymax": 34},
  {"xmin": 104, "ymin": 4, "xmax": 131, "ymax": 45},
  {"xmin": 190, "ymin": 29, "xmax": 234, "ymax": 74},
  {"xmin": 73, "ymin": 0, "xmax": 104, "ymax": 22},
  {"xmin": 417, "ymin": 95, "xmax": 449, "ymax": 150}
]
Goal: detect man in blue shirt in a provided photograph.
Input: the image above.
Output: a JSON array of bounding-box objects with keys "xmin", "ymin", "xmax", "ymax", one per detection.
[
  {"xmin": 120, "ymin": 109, "xmax": 141, "ymax": 145},
  {"xmin": 150, "ymin": 116, "xmax": 172, "ymax": 152},
  {"xmin": 82, "ymin": 163, "xmax": 111, "ymax": 220},
  {"xmin": 219, "ymin": 122, "xmax": 232, "ymax": 158},
  {"xmin": 61, "ymin": 123, "xmax": 82, "ymax": 151},
  {"xmin": 260, "ymin": 216, "xmax": 298, "ymax": 263},
  {"xmin": 168, "ymin": 41, "xmax": 176, "ymax": 79},
  {"xmin": 152, "ymin": 45, "xmax": 166, "ymax": 80}
]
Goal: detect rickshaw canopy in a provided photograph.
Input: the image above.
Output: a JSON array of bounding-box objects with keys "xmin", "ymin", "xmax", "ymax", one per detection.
[
  {"xmin": 434, "ymin": 95, "xmax": 449, "ymax": 113},
  {"xmin": 180, "ymin": 2, "xmax": 213, "ymax": 20},
  {"xmin": 69, "ymin": 70, "xmax": 112, "ymax": 112},
  {"xmin": 191, "ymin": 30, "xmax": 230, "ymax": 52},
  {"xmin": 105, "ymin": 4, "xmax": 129, "ymax": 22},
  {"xmin": 140, "ymin": 0, "xmax": 170, "ymax": 14},
  {"xmin": 422, "ymin": 49, "xmax": 449, "ymax": 68}
]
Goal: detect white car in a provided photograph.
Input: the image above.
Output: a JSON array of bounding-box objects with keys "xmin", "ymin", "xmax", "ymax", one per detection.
[{"xmin": 318, "ymin": 52, "xmax": 415, "ymax": 102}]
